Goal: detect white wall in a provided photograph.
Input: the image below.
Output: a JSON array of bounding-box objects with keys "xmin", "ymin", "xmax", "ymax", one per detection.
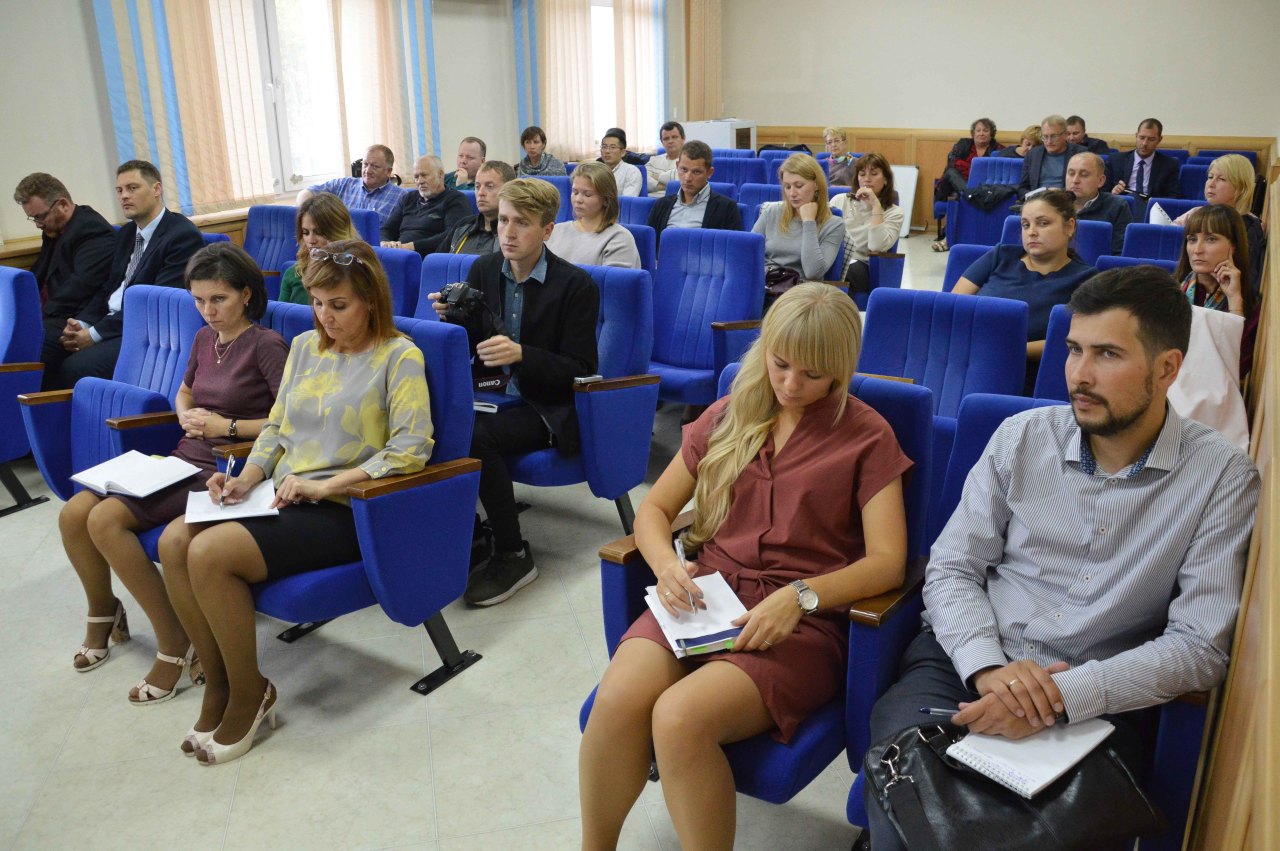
[
  {"xmin": 722, "ymin": 0, "xmax": 1280, "ymax": 140},
  {"xmin": 0, "ymin": 1, "xmax": 521, "ymax": 242}
]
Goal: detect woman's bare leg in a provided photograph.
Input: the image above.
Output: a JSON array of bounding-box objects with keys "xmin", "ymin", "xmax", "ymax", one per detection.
[
  {"xmin": 651, "ymin": 661, "xmax": 774, "ymax": 851},
  {"xmin": 59, "ymin": 490, "xmax": 118, "ymax": 665}
]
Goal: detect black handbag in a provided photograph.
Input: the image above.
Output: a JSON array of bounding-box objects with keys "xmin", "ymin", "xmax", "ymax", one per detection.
[
  {"xmin": 764, "ymin": 264, "xmax": 802, "ymax": 297},
  {"xmin": 863, "ymin": 724, "xmax": 1167, "ymax": 851}
]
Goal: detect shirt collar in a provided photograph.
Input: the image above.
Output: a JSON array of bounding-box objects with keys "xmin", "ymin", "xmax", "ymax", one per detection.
[
  {"xmin": 501, "ymin": 247, "xmax": 548, "ymax": 285},
  {"xmin": 676, "ymin": 183, "xmax": 711, "ymax": 207},
  {"xmin": 1066, "ymin": 404, "xmax": 1182, "ymax": 477},
  {"xmin": 360, "ymin": 179, "xmax": 393, "ymax": 196},
  {"xmin": 136, "ymin": 207, "xmax": 166, "ymax": 243}
]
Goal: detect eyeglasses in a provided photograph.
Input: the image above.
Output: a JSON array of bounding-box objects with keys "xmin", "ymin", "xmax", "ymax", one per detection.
[
  {"xmin": 26, "ymin": 199, "xmax": 62, "ymax": 223},
  {"xmin": 310, "ymin": 247, "xmax": 366, "ymax": 266},
  {"xmin": 599, "ymin": 144, "xmax": 622, "ymax": 152},
  {"xmin": 1042, "ymin": 133, "xmax": 1064, "ymax": 142}
]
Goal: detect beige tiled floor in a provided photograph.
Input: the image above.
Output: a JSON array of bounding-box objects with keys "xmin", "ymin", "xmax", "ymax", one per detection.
[{"xmin": 0, "ymin": 235, "xmax": 946, "ymax": 850}]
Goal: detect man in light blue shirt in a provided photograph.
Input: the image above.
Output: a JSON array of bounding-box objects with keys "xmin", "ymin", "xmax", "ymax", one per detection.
[{"xmin": 298, "ymin": 144, "xmax": 405, "ymax": 226}]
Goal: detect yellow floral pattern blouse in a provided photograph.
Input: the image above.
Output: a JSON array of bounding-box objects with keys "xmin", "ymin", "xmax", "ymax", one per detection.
[{"xmin": 247, "ymin": 331, "xmax": 433, "ymax": 504}]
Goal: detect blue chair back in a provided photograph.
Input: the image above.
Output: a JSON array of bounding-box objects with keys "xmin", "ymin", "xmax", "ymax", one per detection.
[
  {"xmin": 710, "ymin": 148, "xmax": 754, "ymax": 159},
  {"xmin": 372, "ymin": 245, "xmax": 423, "ymax": 317},
  {"xmin": 652, "ymin": 229, "xmax": 765, "ymax": 371},
  {"xmin": 458, "ymin": 189, "xmax": 478, "ymax": 213},
  {"xmin": 1122, "ymin": 223, "xmax": 1185, "ymax": 263},
  {"xmin": 579, "ymin": 265, "xmax": 654, "ymax": 378},
  {"xmin": 617, "ymin": 195, "xmax": 659, "ymax": 226},
  {"xmin": 1179, "ymin": 165, "xmax": 1208, "ymax": 201},
  {"xmin": 739, "ymin": 182, "xmax": 781, "ymax": 209},
  {"xmin": 200, "ymin": 232, "xmax": 231, "ymax": 245},
  {"xmin": 350, "ymin": 208, "xmax": 382, "ymax": 244},
  {"xmin": 261, "ymin": 300, "xmax": 315, "ymax": 344},
  {"xmin": 998, "ymin": 216, "xmax": 1111, "ymax": 265},
  {"xmin": 1158, "ymin": 148, "xmax": 1190, "ymax": 165},
  {"xmin": 0, "ymin": 268, "xmax": 43, "ymax": 463},
  {"xmin": 859, "ymin": 288, "xmax": 1028, "ymax": 419},
  {"xmin": 1034, "ymin": 304, "xmax": 1072, "ymax": 401},
  {"xmin": 1197, "ymin": 149, "xmax": 1257, "ymax": 165},
  {"xmin": 415, "ymin": 253, "xmax": 480, "ymax": 319},
  {"xmin": 565, "ymin": 162, "xmax": 577, "ymax": 175},
  {"xmin": 707, "ymin": 158, "xmax": 767, "ymax": 189},
  {"xmin": 968, "ymin": 157, "xmax": 1023, "ymax": 187},
  {"xmin": 619, "ymin": 223, "xmax": 656, "ymax": 274},
  {"xmin": 737, "ymin": 203, "xmax": 755, "ymax": 231},
  {"xmin": 1094, "ymin": 255, "xmax": 1178, "ymax": 275},
  {"xmin": 1186, "ymin": 156, "xmax": 1217, "ymax": 167},
  {"xmin": 665, "ymin": 180, "xmax": 737, "ymax": 201},
  {"xmin": 531, "ymin": 174, "xmax": 574, "ymax": 222},
  {"xmin": 1149, "ymin": 197, "xmax": 1202, "ymax": 221},
  {"xmin": 941, "ymin": 244, "xmax": 990, "ymax": 292},
  {"xmin": 243, "ymin": 204, "xmax": 299, "ymax": 276},
  {"xmin": 391, "ymin": 316, "xmax": 475, "ymax": 463}
]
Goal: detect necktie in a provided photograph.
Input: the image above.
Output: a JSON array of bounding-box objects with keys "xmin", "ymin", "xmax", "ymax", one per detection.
[
  {"xmin": 122, "ymin": 233, "xmax": 145, "ymax": 286},
  {"xmin": 1135, "ymin": 160, "xmax": 1146, "ymax": 195}
]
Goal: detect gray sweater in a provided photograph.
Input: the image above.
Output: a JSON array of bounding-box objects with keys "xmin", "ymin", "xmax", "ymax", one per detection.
[
  {"xmin": 545, "ymin": 222, "xmax": 641, "ymax": 269},
  {"xmin": 752, "ymin": 201, "xmax": 845, "ymax": 280}
]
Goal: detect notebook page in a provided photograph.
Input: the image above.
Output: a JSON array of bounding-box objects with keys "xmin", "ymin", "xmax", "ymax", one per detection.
[
  {"xmin": 184, "ymin": 481, "xmax": 280, "ymax": 523},
  {"xmin": 947, "ymin": 717, "xmax": 1114, "ymax": 799}
]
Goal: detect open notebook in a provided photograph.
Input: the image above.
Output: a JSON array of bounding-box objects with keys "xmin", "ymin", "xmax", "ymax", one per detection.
[
  {"xmin": 947, "ymin": 716, "xmax": 1115, "ymax": 799},
  {"xmin": 71, "ymin": 451, "xmax": 200, "ymax": 498},
  {"xmin": 644, "ymin": 572, "xmax": 748, "ymax": 659},
  {"xmin": 184, "ymin": 480, "xmax": 279, "ymax": 523}
]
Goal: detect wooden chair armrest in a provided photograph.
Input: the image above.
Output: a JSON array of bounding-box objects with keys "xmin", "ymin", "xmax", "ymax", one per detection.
[
  {"xmin": 599, "ymin": 511, "xmax": 694, "ymax": 565},
  {"xmin": 574, "ymin": 374, "xmax": 660, "ymax": 393},
  {"xmin": 261, "ymin": 270, "xmax": 280, "ymax": 276},
  {"xmin": 1174, "ymin": 691, "xmax": 1210, "ymax": 707},
  {"xmin": 346, "ymin": 457, "xmax": 481, "ymax": 500},
  {"xmin": 0, "ymin": 362, "xmax": 43, "ymax": 373},
  {"xmin": 107, "ymin": 411, "xmax": 179, "ymax": 430},
  {"xmin": 212, "ymin": 442, "xmax": 255, "ymax": 460},
  {"xmin": 711, "ymin": 320, "xmax": 762, "ymax": 332},
  {"xmin": 18, "ymin": 389, "xmax": 72, "ymax": 405},
  {"xmin": 848, "ymin": 557, "xmax": 926, "ymax": 627},
  {"xmin": 860, "ymin": 372, "xmax": 915, "ymax": 385},
  {"xmin": 868, "ymin": 251, "xmax": 906, "ymax": 259}
]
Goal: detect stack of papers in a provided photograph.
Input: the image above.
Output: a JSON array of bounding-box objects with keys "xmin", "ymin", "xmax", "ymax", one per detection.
[
  {"xmin": 184, "ymin": 481, "xmax": 280, "ymax": 523},
  {"xmin": 72, "ymin": 451, "xmax": 200, "ymax": 498},
  {"xmin": 644, "ymin": 572, "xmax": 748, "ymax": 658}
]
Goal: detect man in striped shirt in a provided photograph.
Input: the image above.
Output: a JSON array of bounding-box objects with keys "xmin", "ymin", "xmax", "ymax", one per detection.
[{"xmin": 864, "ymin": 267, "xmax": 1259, "ymax": 851}]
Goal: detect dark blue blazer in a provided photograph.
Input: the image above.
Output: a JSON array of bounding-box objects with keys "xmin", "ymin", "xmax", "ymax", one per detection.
[{"xmin": 1105, "ymin": 151, "xmax": 1181, "ymax": 198}]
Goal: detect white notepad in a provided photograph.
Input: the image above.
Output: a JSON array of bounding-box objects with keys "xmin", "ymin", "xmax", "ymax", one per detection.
[
  {"xmin": 184, "ymin": 480, "xmax": 279, "ymax": 523},
  {"xmin": 947, "ymin": 716, "xmax": 1115, "ymax": 799},
  {"xmin": 71, "ymin": 451, "xmax": 200, "ymax": 498},
  {"xmin": 1148, "ymin": 201, "xmax": 1174, "ymax": 225},
  {"xmin": 644, "ymin": 572, "xmax": 749, "ymax": 659}
]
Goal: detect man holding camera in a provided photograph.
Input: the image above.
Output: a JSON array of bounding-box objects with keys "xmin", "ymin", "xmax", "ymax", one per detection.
[{"xmin": 429, "ymin": 178, "xmax": 600, "ymax": 605}]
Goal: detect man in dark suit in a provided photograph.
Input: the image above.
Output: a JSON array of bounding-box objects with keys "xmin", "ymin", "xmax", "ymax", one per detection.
[
  {"xmin": 57, "ymin": 160, "xmax": 203, "ymax": 389},
  {"xmin": 1107, "ymin": 118, "xmax": 1181, "ymax": 200},
  {"xmin": 12, "ymin": 173, "xmax": 117, "ymax": 388},
  {"xmin": 646, "ymin": 140, "xmax": 743, "ymax": 244},
  {"xmin": 1065, "ymin": 115, "xmax": 1111, "ymax": 156},
  {"xmin": 428, "ymin": 178, "xmax": 599, "ymax": 607},
  {"xmin": 1017, "ymin": 115, "xmax": 1085, "ymax": 199}
]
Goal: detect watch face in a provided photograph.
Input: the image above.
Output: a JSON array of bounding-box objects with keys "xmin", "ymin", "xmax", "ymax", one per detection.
[{"xmin": 799, "ymin": 588, "xmax": 819, "ymax": 612}]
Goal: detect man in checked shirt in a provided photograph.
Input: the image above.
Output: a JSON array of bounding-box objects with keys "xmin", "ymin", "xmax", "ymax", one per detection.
[{"xmin": 863, "ymin": 266, "xmax": 1259, "ymax": 851}]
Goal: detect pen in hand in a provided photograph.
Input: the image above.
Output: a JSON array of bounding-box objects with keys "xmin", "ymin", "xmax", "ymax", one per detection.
[
  {"xmin": 674, "ymin": 539, "xmax": 696, "ymax": 612},
  {"xmin": 918, "ymin": 707, "xmax": 958, "ymax": 718},
  {"xmin": 220, "ymin": 455, "xmax": 238, "ymax": 508}
]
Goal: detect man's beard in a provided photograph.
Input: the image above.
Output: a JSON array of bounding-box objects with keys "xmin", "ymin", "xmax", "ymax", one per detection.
[{"xmin": 1071, "ymin": 373, "xmax": 1155, "ymax": 437}]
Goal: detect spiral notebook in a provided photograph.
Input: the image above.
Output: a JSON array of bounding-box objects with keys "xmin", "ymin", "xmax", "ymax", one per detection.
[
  {"xmin": 946, "ymin": 717, "xmax": 1115, "ymax": 799},
  {"xmin": 643, "ymin": 573, "xmax": 748, "ymax": 659}
]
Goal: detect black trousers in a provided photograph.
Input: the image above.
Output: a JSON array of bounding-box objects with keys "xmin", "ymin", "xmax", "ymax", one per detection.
[
  {"xmin": 933, "ymin": 168, "xmax": 970, "ymax": 240},
  {"xmin": 863, "ymin": 628, "xmax": 1154, "ymax": 851},
  {"xmin": 55, "ymin": 335, "xmax": 122, "ymax": 391},
  {"xmin": 470, "ymin": 404, "xmax": 552, "ymax": 552},
  {"xmin": 41, "ymin": 317, "xmax": 71, "ymax": 391}
]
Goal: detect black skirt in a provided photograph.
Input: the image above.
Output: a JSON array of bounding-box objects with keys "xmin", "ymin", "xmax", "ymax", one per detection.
[{"xmin": 236, "ymin": 501, "xmax": 362, "ymax": 580}]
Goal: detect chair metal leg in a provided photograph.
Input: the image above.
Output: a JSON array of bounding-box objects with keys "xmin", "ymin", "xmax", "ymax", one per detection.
[
  {"xmin": 411, "ymin": 612, "xmax": 482, "ymax": 695},
  {"xmin": 614, "ymin": 494, "xmax": 636, "ymax": 536},
  {"xmin": 277, "ymin": 619, "xmax": 331, "ymax": 643},
  {"xmin": 0, "ymin": 463, "xmax": 48, "ymax": 518}
]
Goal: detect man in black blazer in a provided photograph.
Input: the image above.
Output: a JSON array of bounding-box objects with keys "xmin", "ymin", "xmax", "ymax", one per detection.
[
  {"xmin": 428, "ymin": 178, "xmax": 599, "ymax": 607},
  {"xmin": 1107, "ymin": 118, "xmax": 1181, "ymax": 200},
  {"xmin": 12, "ymin": 173, "xmax": 117, "ymax": 388},
  {"xmin": 1065, "ymin": 116, "xmax": 1111, "ymax": 156},
  {"xmin": 647, "ymin": 140, "xmax": 743, "ymax": 243},
  {"xmin": 379, "ymin": 154, "xmax": 472, "ymax": 255},
  {"xmin": 57, "ymin": 160, "xmax": 203, "ymax": 389},
  {"xmin": 1017, "ymin": 115, "xmax": 1084, "ymax": 199}
]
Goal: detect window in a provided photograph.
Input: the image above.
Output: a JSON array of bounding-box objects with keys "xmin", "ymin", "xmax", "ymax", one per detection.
[{"xmin": 590, "ymin": 1, "xmax": 617, "ymax": 146}]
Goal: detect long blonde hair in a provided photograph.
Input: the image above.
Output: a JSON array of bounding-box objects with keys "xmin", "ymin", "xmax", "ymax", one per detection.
[
  {"xmin": 683, "ymin": 284, "xmax": 863, "ymax": 550},
  {"xmin": 777, "ymin": 153, "xmax": 833, "ymax": 231}
]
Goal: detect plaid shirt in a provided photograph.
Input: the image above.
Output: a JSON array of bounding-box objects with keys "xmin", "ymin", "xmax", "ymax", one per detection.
[{"xmin": 306, "ymin": 177, "xmax": 405, "ymax": 226}]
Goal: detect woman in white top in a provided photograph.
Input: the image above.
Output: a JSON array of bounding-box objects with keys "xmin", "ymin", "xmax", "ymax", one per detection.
[
  {"xmin": 829, "ymin": 152, "xmax": 905, "ymax": 295},
  {"xmin": 546, "ymin": 161, "xmax": 641, "ymax": 269},
  {"xmin": 752, "ymin": 153, "xmax": 844, "ymax": 281}
]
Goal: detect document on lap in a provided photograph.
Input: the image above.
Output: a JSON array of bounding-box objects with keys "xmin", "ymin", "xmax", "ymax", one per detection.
[
  {"xmin": 946, "ymin": 716, "xmax": 1115, "ymax": 799},
  {"xmin": 72, "ymin": 451, "xmax": 200, "ymax": 498},
  {"xmin": 644, "ymin": 573, "xmax": 748, "ymax": 658},
  {"xmin": 184, "ymin": 481, "xmax": 280, "ymax": 523}
]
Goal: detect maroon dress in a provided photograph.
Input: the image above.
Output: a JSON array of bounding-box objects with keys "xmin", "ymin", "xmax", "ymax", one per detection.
[
  {"xmin": 621, "ymin": 388, "xmax": 912, "ymax": 742},
  {"xmin": 111, "ymin": 324, "xmax": 288, "ymax": 527}
]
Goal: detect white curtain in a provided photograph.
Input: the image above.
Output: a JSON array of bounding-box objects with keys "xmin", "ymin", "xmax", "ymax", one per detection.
[
  {"xmin": 537, "ymin": 0, "xmax": 595, "ymax": 162},
  {"xmin": 613, "ymin": 0, "xmax": 665, "ymax": 153}
]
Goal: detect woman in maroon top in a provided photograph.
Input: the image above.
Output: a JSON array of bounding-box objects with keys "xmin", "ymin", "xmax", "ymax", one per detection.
[
  {"xmin": 57, "ymin": 243, "xmax": 287, "ymax": 705},
  {"xmin": 579, "ymin": 284, "xmax": 911, "ymax": 850}
]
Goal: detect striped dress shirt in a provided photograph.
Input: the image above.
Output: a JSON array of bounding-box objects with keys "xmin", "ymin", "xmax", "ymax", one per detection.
[{"xmin": 923, "ymin": 404, "xmax": 1259, "ymax": 723}]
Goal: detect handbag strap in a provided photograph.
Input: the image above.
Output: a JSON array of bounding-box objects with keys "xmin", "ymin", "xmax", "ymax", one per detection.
[{"xmin": 876, "ymin": 736, "xmax": 947, "ymax": 851}]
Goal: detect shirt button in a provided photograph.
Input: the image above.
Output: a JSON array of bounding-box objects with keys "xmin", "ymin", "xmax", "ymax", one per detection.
[
  {"xmin": 1055, "ymin": 613, "xmax": 1061, "ymax": 619},
  {"xmin": 1097, "ymin": 527, "xmax": 1106, "ymax": 534},
  {"xmin": 1084, "ymin": 574, "xmax": 1091, "ymax": 581}
]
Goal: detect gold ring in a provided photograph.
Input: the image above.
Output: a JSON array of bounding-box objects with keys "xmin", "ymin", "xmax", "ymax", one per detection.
[
  {"xmin": 664, "ymin": 591, "xmax": 674, "ymax": 598},
  {"xmin": 763, "ymin": 640, "xmax": 773, "ymax": 647},
  {"xmin": 1008, "ymin": 679, "xmax": 1019, "ymax": 688}
]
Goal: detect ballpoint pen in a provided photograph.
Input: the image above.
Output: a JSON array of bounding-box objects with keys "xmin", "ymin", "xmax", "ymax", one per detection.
[
  {"xmin": 919, "ymin": 707, "xmax": 958, "ymax": 717},
  {"xmin": 220, "ymin": 455, "xmax": 237, "ymax": 508},
  {"xmin": 674, "ymin": 538, "xmax": 696, "ymax": 612}
]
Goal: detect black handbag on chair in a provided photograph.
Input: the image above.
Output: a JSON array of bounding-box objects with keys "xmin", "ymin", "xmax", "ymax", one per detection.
[{"xmin": 863, "ymin": 724, "xmax": 1167, "ymax": 851}]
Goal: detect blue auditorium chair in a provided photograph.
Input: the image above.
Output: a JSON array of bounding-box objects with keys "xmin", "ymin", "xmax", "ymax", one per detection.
[
  {"xmin": 372, "ymin": 245, "xmax": 423, "ymax": 317},
  {"xmin": 1179, "ymin": 164, "xmax": 1208, "ymax": 202},
  {"xmin": 200, "ymin": 232, "xmax": 231, "ymax": 245},
  {"xmin": 530, "ymin": 174, "xmax": 574, "ymax": 222},
  {"xmin": 664, "ymin": 180, "xmax": 738, "ymax": 201},
  {"xmin": 738, "ymin": 202, "xmax": 755, "ymax": 231},
  {"xmin": 1122, "ymin": 223, "xmax": 1186, "ymax": 263},
  {"xmin": 1094, "ymin": 255, "xmax": 1178, "ymax": 275},
  {"xmin": 705, "ymin": 158, "xmax": 767, "ymax": 190},
  {"xmin": 580, "ymin": 369, "xmax": 934, "ymax": 805},
  {"xmin": 945, "ymin": 158, "xmax": 1023, "ymax": 246},
  {"xmin": 857, "ymin": 287, "xmax": 1027, "ymax": 538},
  {"xmin": 18, "ymin": 285, "xmax": 205, "ymax": 503},
  {"xmin": 710, "ymin": 148, "xmax": 753, "ymax": 159},
  {"xmin": 415, "ymin": 254, "xmax": 480, "ymax": 320},
  {"xmin": 998, "ymin": 215, "xmax": 1112, "ymax": 266},
  {"xmin": 1186, "ymin": 156, "xmax": 1217, "ymax": 167},
  {"xmin": 941, "ymin": 243, "xmax": 991, "ymax": 292},
  {"xmin": 1147, "ymin": 197, "xmax": 1202, "ymax": 221},
  {"xmin": 213, "ymin": 316, "xmax": 484, "ymax": 693},
  {"xmin": 845, "ymin": 392, "xmax": 1213, "ymax": 851},
  {"xmin": 1033, "ymin": 303, "xmax": 1072, "ymax": 402},
  {"xmin": 620, "ymin": 224, "xmax": 657, "ymax": 274},
  {"xmin": 243, "ymin": 205, "xmax": 299, "ymax": 299},
  {"xmin": 457, "ymin": 189, "xmax": 478, "ymax": 213},
  {"xmin": 1158, "ymin": 148, "xmax": 1190, "ymax": 165},
  {"xmin": 0, "ymin": 268, "xmax": 48, "ymax": 516},
  {"xmin": 350, "ymin": 208, "xmax": 382, "ymax": 245},
  {"xmin": 738, "ymin": 183, "xmax": 779, "ymax": 209},
  {"xmin": 504, "ymin": 264, "xmax": 658, "ymax": 534},
  {"xmin": 618, "ymin": 195, "xmax": 659, "ymax": 226},
  {"xmin": 648, "ymin": 229, "xmax": 765, "ymax": 405},
  {"xmin": 1196, "ymin": 149, "xmax": 1257, "ymax": 165}
]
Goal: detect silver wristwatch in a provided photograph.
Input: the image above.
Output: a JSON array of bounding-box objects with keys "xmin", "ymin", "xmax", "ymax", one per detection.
[{"xmin": 790, "ymin": 580, "xmax": 819, "ymax": 614}]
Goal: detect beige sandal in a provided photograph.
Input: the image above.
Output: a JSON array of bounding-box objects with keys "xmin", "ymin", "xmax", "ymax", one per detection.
[
  {"xmin": 129, "ymin": 645, "xmax": 203, "ymax": 707},
  {"xmin": 73, "ymin": 599, "xmax": 129, "ymax": 672}
]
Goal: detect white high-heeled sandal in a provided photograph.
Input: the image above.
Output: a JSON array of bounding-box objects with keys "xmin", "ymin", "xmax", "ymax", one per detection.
[
  {"xmin": 181, "ymin": 726, "xmax": 215, "ymax": 757},
  {"xmin": 197, "ymin": 681, "xmax": 278, "ymax": 766},
  {"xmin": 129, "ymin": 645, "xmax": 202, "ymax": 707},
  {"xmin": 73, "ymin": 599, "xmax": 129, "ymax": 673}
]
